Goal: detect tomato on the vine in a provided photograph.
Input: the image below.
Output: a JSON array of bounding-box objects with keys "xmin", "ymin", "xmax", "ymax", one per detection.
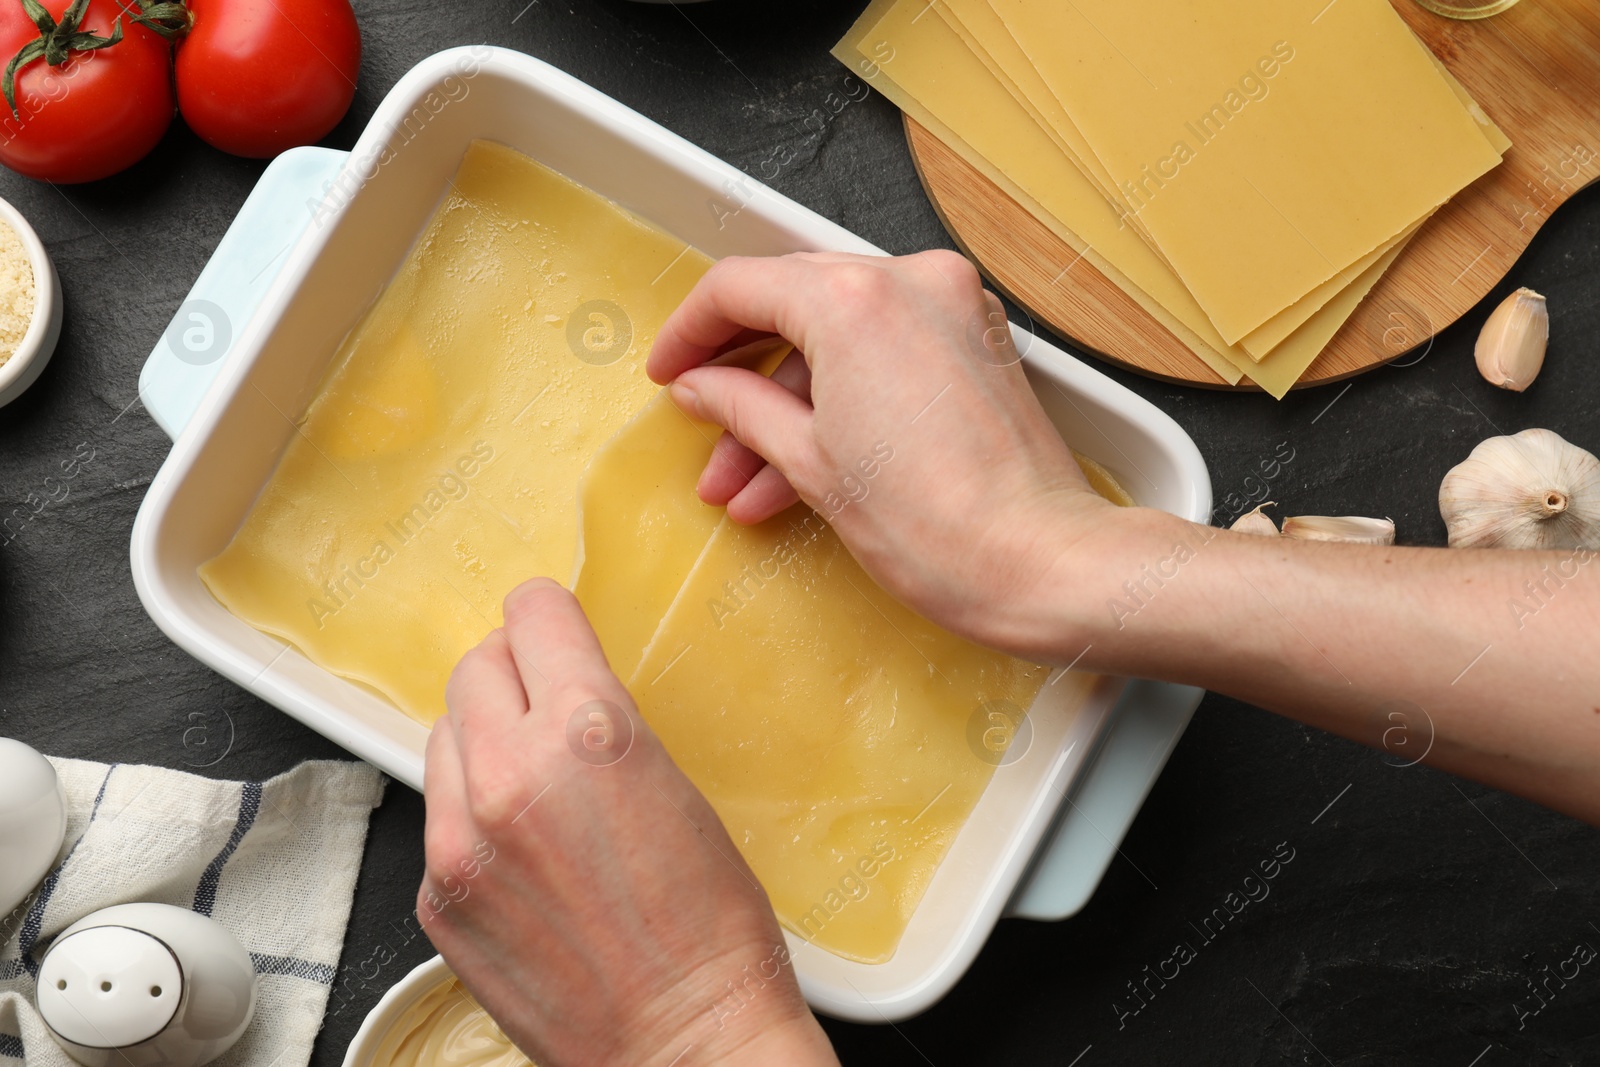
[
  {"xmin": 0, "ymin": 0, "xmax": 173, "ymax": 183},
  {"xmin": 175, "ymin": 0, "xmax": 359, "ymax": 159}
]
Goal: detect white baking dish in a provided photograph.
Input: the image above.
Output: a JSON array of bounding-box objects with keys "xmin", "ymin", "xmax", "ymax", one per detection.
[{"xmin": 130, "ymin": 47, "xmax": 1211, "ymax": 1022}]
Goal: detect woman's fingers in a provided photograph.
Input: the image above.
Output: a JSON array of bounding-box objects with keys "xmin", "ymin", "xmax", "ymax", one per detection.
[
  {"xmin": 697, "ymin": 348, "xmax": 813, "ymax": 507},
  {"xmin": 444, "ymin": 630, "xmax": 536, "ymax": 796},
  {"xmin": 698, "ymin": 432, "xmax": 768, "ymax": 506},
  {"xmin": 424, "ymin": 714, "xmax": 466, "ymax": 811},
  {"xmin": 498, "ymin": 578, "xmax": 619, "ymax": 714},
  {"xmin": 726, "ymin": 463, "xmax": 803, "ymax": 525},
  {"xmin": 769, "ymin": 345, "xmax": 815, "ymax": 398},
  {"xmin": 420, "ymin": 719, "xmax": 469, "ymax": 924},
  {"xmin": 648, "ymin": 255, "xmax": 830, "ymax": 384},
  {"xmin": 447, "ymin": 631, "xmax": 527, "ymax": 729},
  {"xmin": 670, "ymin": 366, "xmax": 815, "ymax": 493}
]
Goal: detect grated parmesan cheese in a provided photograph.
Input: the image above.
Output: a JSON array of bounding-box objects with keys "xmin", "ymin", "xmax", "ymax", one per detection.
[{"xmin": 0, "ymin": 219, "xmax": 36, "ymax": 367}]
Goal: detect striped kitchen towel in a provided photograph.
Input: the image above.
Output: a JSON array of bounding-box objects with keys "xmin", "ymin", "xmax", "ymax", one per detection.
[{"xmin": 0, "ymin": 757, "xmax": 385, "ymax": 1066}]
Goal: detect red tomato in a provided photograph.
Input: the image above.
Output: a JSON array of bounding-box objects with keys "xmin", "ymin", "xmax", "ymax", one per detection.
[
  {"xmin": 176, "ymin": 0, "xmax": 360, "ymax": 159},
  {"xmin": 0, "ymin": 0, "xmax": 173, "ymax": 183}
]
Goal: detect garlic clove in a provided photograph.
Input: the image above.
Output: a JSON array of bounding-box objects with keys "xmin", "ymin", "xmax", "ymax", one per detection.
[
  {"xmin": 1230, "ymin": 503, "xmax": 1279, "ymax": 536},
  {"xmin": 1438, "ymin": 428, "xmax": 1600, "ymax": 550},
  {"xmin": 1474, "ymin": 287, "xmax": 1547, "ymax": 392},
  {"xmin": 1281, "ymin": 515, "xmax": 1396, "ymax": 545}
]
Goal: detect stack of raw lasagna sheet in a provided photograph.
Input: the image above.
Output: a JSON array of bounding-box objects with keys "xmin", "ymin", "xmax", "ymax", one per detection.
[{"xmin": 834, "ymin": 0, "xmax": 1510, "ymax": 396}]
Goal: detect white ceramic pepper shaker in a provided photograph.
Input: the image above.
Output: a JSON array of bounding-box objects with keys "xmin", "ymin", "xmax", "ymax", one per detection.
[
  {"xmin": 0, "ymin": 736, "xmax": 68, "ymax": 920},
  {"xmin": 37, "ymin": 903, "xmax": 257, "ymax": 1067}
]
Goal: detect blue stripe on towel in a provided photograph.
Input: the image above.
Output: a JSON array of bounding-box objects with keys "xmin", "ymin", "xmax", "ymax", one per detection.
[
  {"xmin": 0, "ymin": 1033, "xmax": 23, "ymax": 1059},
  {"xmin": 250, "ymin": 952, "xmax": 337, "ymax": 984},
  {"xmin": 17, "ymin": 765, "xmax": 117, "ymax": 976},
  {"xmin": 193, "ymin": 781, "xmax": 262, "ymax": 918}
]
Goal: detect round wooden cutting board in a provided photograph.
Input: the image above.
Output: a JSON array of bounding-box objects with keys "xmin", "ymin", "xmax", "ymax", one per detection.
[{"xmin": 906, "ymin": 0, "xmax": 1600, "ymax": 389}]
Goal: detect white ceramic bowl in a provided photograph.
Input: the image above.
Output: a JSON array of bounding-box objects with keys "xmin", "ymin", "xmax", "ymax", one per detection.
[
  {"xmin": 0, "ymin": 196, "xmax": 62, "ymax": 408},
  {"xmin": 130, "ymin": 47, "xmax": 1211, "ymax": 1021},
  {"xmin": 341, "ymin": 955, "xmax": 454, "ymax": 1067}
]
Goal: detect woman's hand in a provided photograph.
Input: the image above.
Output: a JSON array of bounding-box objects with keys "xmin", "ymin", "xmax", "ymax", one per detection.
[
  {"xmin": 647, "ymin": 250, "xmax": 1125, "ymax": 658},
  {"xmin": 420, "ymin": 578, "xmax": 840, "ymax": 1067}
]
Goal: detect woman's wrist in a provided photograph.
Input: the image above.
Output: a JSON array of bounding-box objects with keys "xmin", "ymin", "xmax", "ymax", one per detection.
[
  {"xmin": 1000, "ymin": 499, "xmax": 1203, "ymax": 669},
  {"xmin": 621, "ymin": 941, "xmax": 838, "ymax": 1067},
  {"xmin": 711, "ymin": 1011, "xmax": 839, "ymax": 1066}
]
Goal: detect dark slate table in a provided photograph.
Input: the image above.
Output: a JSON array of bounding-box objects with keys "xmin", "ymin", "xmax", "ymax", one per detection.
[{"xmin": 2, "ymin": 2, "xmax": 1596, "ymax": 1064}]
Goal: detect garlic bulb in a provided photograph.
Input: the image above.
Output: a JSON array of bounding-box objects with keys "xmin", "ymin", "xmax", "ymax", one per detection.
[
  {"xmin": 1439, "ymin": 428, "xmax": 1600, "ymax": 549},
  {"xmin": 1230, "ymin": 504, "xmax": 1279, "ymax": 536},
  {"xmin": 1474, "ymin": 287, "xmax": 1547, "ymax": 392},
  {"xmin": 1282, "ymin": 515, "xmax": 1396, "ymax": 545}
]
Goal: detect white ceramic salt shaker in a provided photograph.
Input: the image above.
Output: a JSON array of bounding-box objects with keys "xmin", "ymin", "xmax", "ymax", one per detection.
[
  {"xmin": 37, "ymin": 903, "xmax": 257, "ymax": 1067},
  {"xmin": 0, "ymin": 736, "xmax": 68, "ymax": 920}
]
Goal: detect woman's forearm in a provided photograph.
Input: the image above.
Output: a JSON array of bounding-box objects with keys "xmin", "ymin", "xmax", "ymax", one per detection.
[{"xmin": 1040, "ymin": 507, "xmax": 1600, "ymax": 823}]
